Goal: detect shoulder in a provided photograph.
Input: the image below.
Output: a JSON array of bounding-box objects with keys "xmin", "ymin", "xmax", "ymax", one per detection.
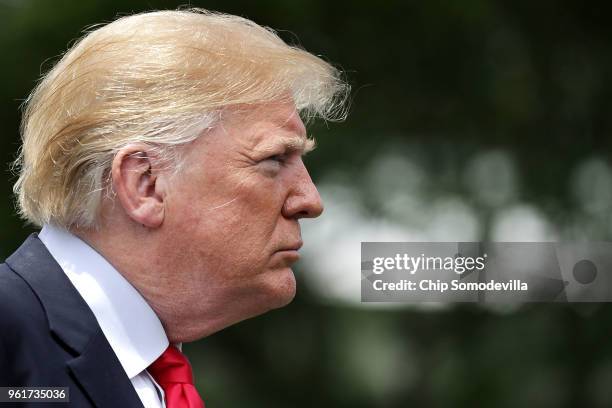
[
  {"xmin": 0, "ymin": 261, "xmax": 49, "ymax": 342},
  {"xmin": 0, "ymin": 264, "xmax": 49, "ymax": 386},
  {"xmin": 0, "ymin": 262, "xmax": 44, "ymax": 323}
]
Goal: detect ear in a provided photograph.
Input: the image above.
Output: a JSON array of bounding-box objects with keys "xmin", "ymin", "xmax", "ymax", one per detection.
[{"xmin": 111, "ymin": 144, "xmax": 166, "ymax": 228}]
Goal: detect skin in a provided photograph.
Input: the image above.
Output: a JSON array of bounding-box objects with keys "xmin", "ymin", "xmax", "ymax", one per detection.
[{"xmin": 76, "ymin": 101, "xmax": 323, "ymax": 342}]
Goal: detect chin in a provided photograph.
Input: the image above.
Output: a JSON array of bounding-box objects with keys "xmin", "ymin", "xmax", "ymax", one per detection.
[
  {"xmin": 262, "ymin": 267, "xmax": 297, "ymax": 309},
  {"xmin": 164, "ymin": 272, "xmax": 297, "ymax": 343}
]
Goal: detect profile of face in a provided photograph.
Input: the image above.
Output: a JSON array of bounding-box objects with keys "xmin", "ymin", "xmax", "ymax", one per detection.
[{"xmin": 152, "ymin": 101, "xmax": 323, "ymax": 339}]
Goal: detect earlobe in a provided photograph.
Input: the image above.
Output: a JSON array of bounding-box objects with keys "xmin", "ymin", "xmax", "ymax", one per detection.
[{"xmin": 112, "ymin": 145, "xmax": 166, "ymax": 228}]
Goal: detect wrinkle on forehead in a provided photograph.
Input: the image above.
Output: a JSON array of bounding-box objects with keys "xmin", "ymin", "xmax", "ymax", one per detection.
[
  {"xmin": 281, "ymin": 108, "xmax": 307, "ymax": 138},
  {"xmin": 222, "ymin": 101, "xmax": 314, "ymax": 155},
  {"xmin": 227, "ymin": 99, "xmax": 304, "ymax": 129},
  {"xmin": 253, "ymin": 106, "xmax": 313, "ymax": 153}
]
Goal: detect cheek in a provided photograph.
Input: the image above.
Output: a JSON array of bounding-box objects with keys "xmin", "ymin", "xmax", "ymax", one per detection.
[
  {"xmin": 167, "ymin": 200, "xmax": 271, "ymax": 273},
  {"xmin": 235, "ymin": 170, "xmax": 288, "ymax": 212},
  {"xmin": 165, "ymin": 168, "xmax": 288, "ymax": 262}
]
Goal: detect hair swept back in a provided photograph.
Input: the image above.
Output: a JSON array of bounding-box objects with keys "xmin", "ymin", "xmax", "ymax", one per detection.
[{"xmin": 13, "ymin": 8, "xmax": 349, "ymax": 228}]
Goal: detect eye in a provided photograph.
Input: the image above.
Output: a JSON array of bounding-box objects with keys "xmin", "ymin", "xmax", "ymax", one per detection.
[
  {"xmin": 257, "ymin": 153, "xmax": 288, "ymax": 176},
  {"xmin": 264, "ymin": 154, "xmax": 287, "ymax": 164}
]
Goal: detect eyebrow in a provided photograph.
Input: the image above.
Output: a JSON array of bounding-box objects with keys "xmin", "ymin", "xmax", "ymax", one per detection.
[{"xmin": 253, "ymin": 135, "xmax": 316, "ymax": 156}]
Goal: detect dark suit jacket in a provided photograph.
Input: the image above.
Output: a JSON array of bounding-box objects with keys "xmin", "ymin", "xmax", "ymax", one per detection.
[{"xmin": 0, "ymin": 234, "xmax": 145, "ymax": 408}]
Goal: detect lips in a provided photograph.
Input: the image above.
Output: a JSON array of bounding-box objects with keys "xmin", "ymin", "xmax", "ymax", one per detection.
[
  {"xmin": 279, "ymin": 241, "xmax": 303, "ymax": 252},
  {"xmin": 274, "ymin": 241, "xmax": 303, "ymax": 264}
]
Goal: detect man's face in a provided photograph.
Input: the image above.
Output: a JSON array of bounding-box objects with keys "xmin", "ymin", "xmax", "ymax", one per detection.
[{"xmin": 156, "ymin": 101, "xmax": 323, "ymax": 336}]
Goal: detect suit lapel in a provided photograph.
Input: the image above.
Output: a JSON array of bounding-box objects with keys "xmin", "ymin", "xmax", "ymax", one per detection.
[
  {"xmin": 68, "ymin": 330, "xmax": 145, "ymax": 408},
  {"xmin": 5, "ymin": 234, "xmax": 144, "ymax": 408}
]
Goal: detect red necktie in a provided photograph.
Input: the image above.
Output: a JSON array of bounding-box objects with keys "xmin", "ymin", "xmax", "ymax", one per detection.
[{"xmin": 148, "ymin": 346, "xmax": 205, "ymax": 408}]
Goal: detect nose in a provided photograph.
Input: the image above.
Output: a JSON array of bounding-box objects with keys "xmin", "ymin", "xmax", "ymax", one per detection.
[{"xmin": 282, "ymin": 160, "xmax": 324, "ymax": 220}]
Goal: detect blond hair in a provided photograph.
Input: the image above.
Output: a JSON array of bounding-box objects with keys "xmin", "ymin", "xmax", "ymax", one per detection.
[{"xmin": 13, "ymin": 8, "xmax": 349, "ymax": 228}]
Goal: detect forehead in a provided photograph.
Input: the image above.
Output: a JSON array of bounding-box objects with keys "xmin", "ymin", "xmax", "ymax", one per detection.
[{"xmin": 224, "ymin": 102, "xmax": 307, "ymax": 148}]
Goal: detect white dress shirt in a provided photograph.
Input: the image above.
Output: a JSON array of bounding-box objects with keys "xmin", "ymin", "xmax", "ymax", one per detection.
[{"xmin": 39, "ymin": 224, "xmax": 169, "ymax": 408}]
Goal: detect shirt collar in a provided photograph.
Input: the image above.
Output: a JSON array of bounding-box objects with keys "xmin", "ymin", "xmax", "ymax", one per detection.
[{"xmin": 39, "ymin": 224, "xmax": 169, "ymax": 379}]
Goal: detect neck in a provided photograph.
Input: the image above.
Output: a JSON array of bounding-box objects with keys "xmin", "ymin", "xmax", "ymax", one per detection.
[{"xmin": 72, "ymin": 224, "xmax": 218, "ymax": 342}]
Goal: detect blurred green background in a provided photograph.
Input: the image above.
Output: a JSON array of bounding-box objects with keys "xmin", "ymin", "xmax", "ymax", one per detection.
[{"xmin": 2, "ymin": 0, "xmax": 612, "ymax": 406}]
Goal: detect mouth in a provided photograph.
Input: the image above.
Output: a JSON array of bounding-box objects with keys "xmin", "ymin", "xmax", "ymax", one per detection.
[
  {"xmin": 279, "ymin": 241, "xmax": 303, "ymax": 252},
  {"xmin": 274, "ymin": 241, "xmax": 303, "ymax": 263}
]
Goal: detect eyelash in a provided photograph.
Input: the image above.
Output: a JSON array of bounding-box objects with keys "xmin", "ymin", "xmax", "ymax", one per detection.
[{"xmin": 266, "ymin": 154, "xmax": 287, "ymax": 164}]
